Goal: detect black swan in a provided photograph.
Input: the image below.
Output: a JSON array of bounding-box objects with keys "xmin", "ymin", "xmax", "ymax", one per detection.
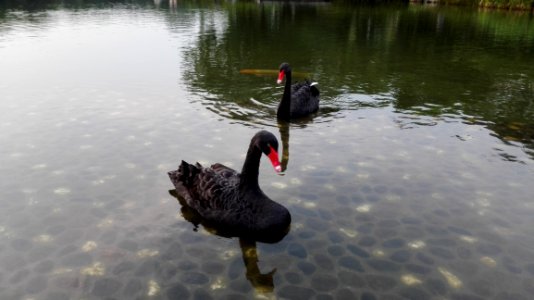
[
  {"xmin": 168, "ymin": 130, "xmax": 291, "ymax": 239},
  {"xmin": 276, "ymin": 62, "xmax": 320, "ymax": 120}
]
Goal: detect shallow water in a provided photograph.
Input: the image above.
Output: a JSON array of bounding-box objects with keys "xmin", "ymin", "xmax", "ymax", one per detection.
[{"xmin": 1, "ymin": 1, "xmax": 534, "ymax": 299}]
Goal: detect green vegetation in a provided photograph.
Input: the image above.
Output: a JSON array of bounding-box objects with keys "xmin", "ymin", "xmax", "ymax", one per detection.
[{"xmin": 441, "ymin": 0, "xmax": 533, "ymax": 10}]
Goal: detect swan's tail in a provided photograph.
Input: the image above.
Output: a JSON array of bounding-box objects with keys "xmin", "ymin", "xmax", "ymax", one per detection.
[
  {"xmin": 309, "ymin": 82, "xmax": 320, "ymax": 97},
  {"xmin": 168, "ymin": 160, "xmax": 201, "ymax": 188}
]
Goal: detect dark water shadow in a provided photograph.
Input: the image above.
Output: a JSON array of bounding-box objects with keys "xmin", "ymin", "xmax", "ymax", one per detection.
[{"xmin": 168, "ymin": 189, "xmax": 290, "ymax": 293}]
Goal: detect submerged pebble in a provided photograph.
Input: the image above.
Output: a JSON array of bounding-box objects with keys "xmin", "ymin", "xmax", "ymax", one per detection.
[
  {"xmin": 137, "ymin": 249, "xmax": 159, "ymax": 258},
  {"xmin": 53, "ymin": 188, "xmax": 71, "ymax": 195},
  {"xmin": 297, "ymin": 261, "xmax": 316, "ymax": 275},
  {"xmin": 81, "ymin": 262, "xmax": 105, "ymax": 276},
  {"xmin": 477, "ymin": 243, "xmax": 502, "ymax": 256},
  {"xmin": 310, "ymin": 274, "xmax": 339, "ymax": 292},
  {"xmin": 429, "ymin": 247, "xmax": 455, "ymax": 260},
  {"xmin": 271, "ymin": 182, "xmax": 287, "ymax": 189},
  {"xmin": 390, "ymin": 250, "xmax": 411, "ymax": 263},
  {"xmin": 372, "ymin": 249, "xmax": 386, "ymax": 257},
  {"xmin": 284, "ymin": 272, "xmax": 303, "ymax": 284},
  {"xmin": 180, "ymin": 271, "xmax": 209, "ymax": 285},
  {"xmin": 358, "ymin": 236, "xmax": 377, "ymax": 247},
  {"xmin": 480, "ymin": 256, "xmax": 497, "ymax": 267},
  {"xmin": 408, "ymin": 240, "xmax": 426, "ymax": 249},
  {"xmin": 82, "ymin": 241, "xmax": 98, "ymax": 252},
  {"xmin": 356, "ymin": 204, "xmax": 372, "ymax": 213},
  {"xmin": 112, "ymin": 261, "xmax": 135, "ymax": 275},
  {"xmin": 25, "ymin": 276, "xmax": 48, "ymax": 294},
  {"xmin": 92, "ymin": 277, "xmax": 122, "ymax": 297},
  {"xmin": 401, "ymin": 274, "xmax": 422, "ymax": 286},
  {"xmin": 210, "ymin": 277, "xmax": 226, "ymax": 290},
  {"xmin": 34, "ymin": 260, "xmax": 54, "ymax": 273},
  {"xmin": 338, "ymin": 256, "xmax": 364, "ymax": 272},
  {"xmin": 347, "ymin": 244, "xmax": 370, "ymax": 258},
  {"xmin": 278, "ymin": 285, "xmax": 315, "ymax": 300},
  {"xmin": 460, "ymin": 235, "xmax": 478, "ymax": 244},
  {"xmin": 287, "ymin": 243, "xmax": 307, "ymax": 258},
  {"xmin": 33, "ymin": 234, "xmax": 53, "ymax": 243},
  {"xmin": 382, "ymin": 238, "xmax": 405, "ymax": 249},
  {"xmin": 313, "ymin": 253, "xmax": 335, "ymax": 270},
  {"xmin": 339, "ymin": 228, "xmax": 358, "ymax": 238},
  {"xmin": 365, "ymin": 274, "xmax": 398, "ymax": 291},
  {"xmin": 123, "ymin": 278, "xmax": 144, "ymax": 297},
  {"xmin": 366, "ymin": 259, "xmax": 401, "ymax": 272},
  {"xmin": 327, "ymin": 245, "xmax": 345, "ymax": 257},
  {"xmin": 438, "ymin": 267, "xmax": 463, "ymax": 289},
  {"xmin": 11, "ymin": 238, "xmax": 32, "ymax": 251},
  {"xmin": 399, "ymin": 287, "xmax": 431, "ymax": 300}
]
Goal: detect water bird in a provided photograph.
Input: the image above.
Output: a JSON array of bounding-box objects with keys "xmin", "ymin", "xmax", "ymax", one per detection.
[
  {"xmin": 168, "ymin": 130, "xmax": 291, "ymax": 240},
  {"xmin": 276, "ymin": 62, "xmax": 320, "ymax": 120}
]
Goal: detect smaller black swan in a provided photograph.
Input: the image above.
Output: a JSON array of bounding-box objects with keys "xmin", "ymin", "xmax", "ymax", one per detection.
[
  {"xmin": 277, "ymin": 62, "xmax": 320, "ymax": 120},
  {"xmin": 168, "ymin": 130, "xmax": 291, "ymax": 238}
]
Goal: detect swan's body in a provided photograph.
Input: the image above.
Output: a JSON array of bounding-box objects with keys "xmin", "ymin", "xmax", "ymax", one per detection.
[
  {"xmin": 276, "ymin": 62, "xmax": 320, "ymax": 120},
  {"xmin": 168, "ymin": 131, "xmax": 291, "ymax": 237}
]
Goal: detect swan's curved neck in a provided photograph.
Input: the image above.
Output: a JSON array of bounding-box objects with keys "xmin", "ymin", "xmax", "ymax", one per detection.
[
  {"xmin": 277, "ymin": 70, "xmax": 292, "ymax": 120},
  {"xmin": 240, "ymin": 144, "xmax": 262, "ymax": 190}
]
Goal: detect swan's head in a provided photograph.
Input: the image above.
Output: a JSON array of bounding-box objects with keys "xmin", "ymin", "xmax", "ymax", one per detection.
[
  {"xmin": 253, "ymin": 130, "xmax": 281, "ymax": 173},
  {"xmin": 277, "ymin": 62, "xmax": 291, "ymax": 84}
]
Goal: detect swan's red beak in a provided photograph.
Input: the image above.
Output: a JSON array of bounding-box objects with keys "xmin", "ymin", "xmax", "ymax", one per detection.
[
  {"xmin": 277, "ymin": 70, "xmax": 285, "ymax": 84},
  {"xmin": 267, "ymin": 145, "xmax": 282, "ymax": 173}
]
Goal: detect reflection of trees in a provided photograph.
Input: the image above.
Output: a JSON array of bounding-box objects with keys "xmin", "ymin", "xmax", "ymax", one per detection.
[
  {"xmin": 279, "ymin": 121, "xmax": 290, "ymax": 171},
  {"xmin": 181, "ymin": 3, "xmax": 534, "ymax": 156},
  {"xmin": 182, "ymin": 4, "xmax": 285, "ymax": 123}
]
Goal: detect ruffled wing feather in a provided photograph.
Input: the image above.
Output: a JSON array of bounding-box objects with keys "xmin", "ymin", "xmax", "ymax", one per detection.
[
  {"xmin": 290, "ymin": 80, "xmax": 320, "ymax": 117},
  {"xmin": 169, "ymin": 161, "xmax": 240, "ymax": 213}
]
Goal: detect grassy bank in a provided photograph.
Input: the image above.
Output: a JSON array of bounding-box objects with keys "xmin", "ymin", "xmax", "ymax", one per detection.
[{"xmin": 437, "ymin": 0, "xmax": 533, "ymax": 10}]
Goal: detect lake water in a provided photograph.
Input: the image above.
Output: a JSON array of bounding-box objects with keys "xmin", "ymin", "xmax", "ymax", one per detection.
[{"xmin": 1, "ymin": 1, "xmax": 534, "ymax": 299}]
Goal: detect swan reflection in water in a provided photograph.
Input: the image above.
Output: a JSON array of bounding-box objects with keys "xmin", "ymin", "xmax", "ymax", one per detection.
[
  {"xmin": 168, "ymin": 190, "xmax": 290, "ymax": 293},
  {"xmin": 278, "ymin": 117, "xmax": 319, "ymax": 172},
  {"xmin": 278, "ymin": 121, "xmax": 290, "ymax": 172}
]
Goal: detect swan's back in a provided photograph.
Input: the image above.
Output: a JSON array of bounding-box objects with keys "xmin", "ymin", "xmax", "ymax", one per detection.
[
  {"xmin": 290, "ymin": 80, "xmax": 320, "ymax": 118},
  {"xmin": 168, "ymin": 161, "xmax": 241, "ymax": 214}
]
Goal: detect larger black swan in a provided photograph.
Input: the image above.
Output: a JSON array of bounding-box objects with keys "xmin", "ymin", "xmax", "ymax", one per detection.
[
  {"xmin": 168, "ymin": 130, "xmax": 291, "ymax": 240},
  {"xmin": 276, "ymin": 62, "xmax": 320, "ymax": 120}
]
